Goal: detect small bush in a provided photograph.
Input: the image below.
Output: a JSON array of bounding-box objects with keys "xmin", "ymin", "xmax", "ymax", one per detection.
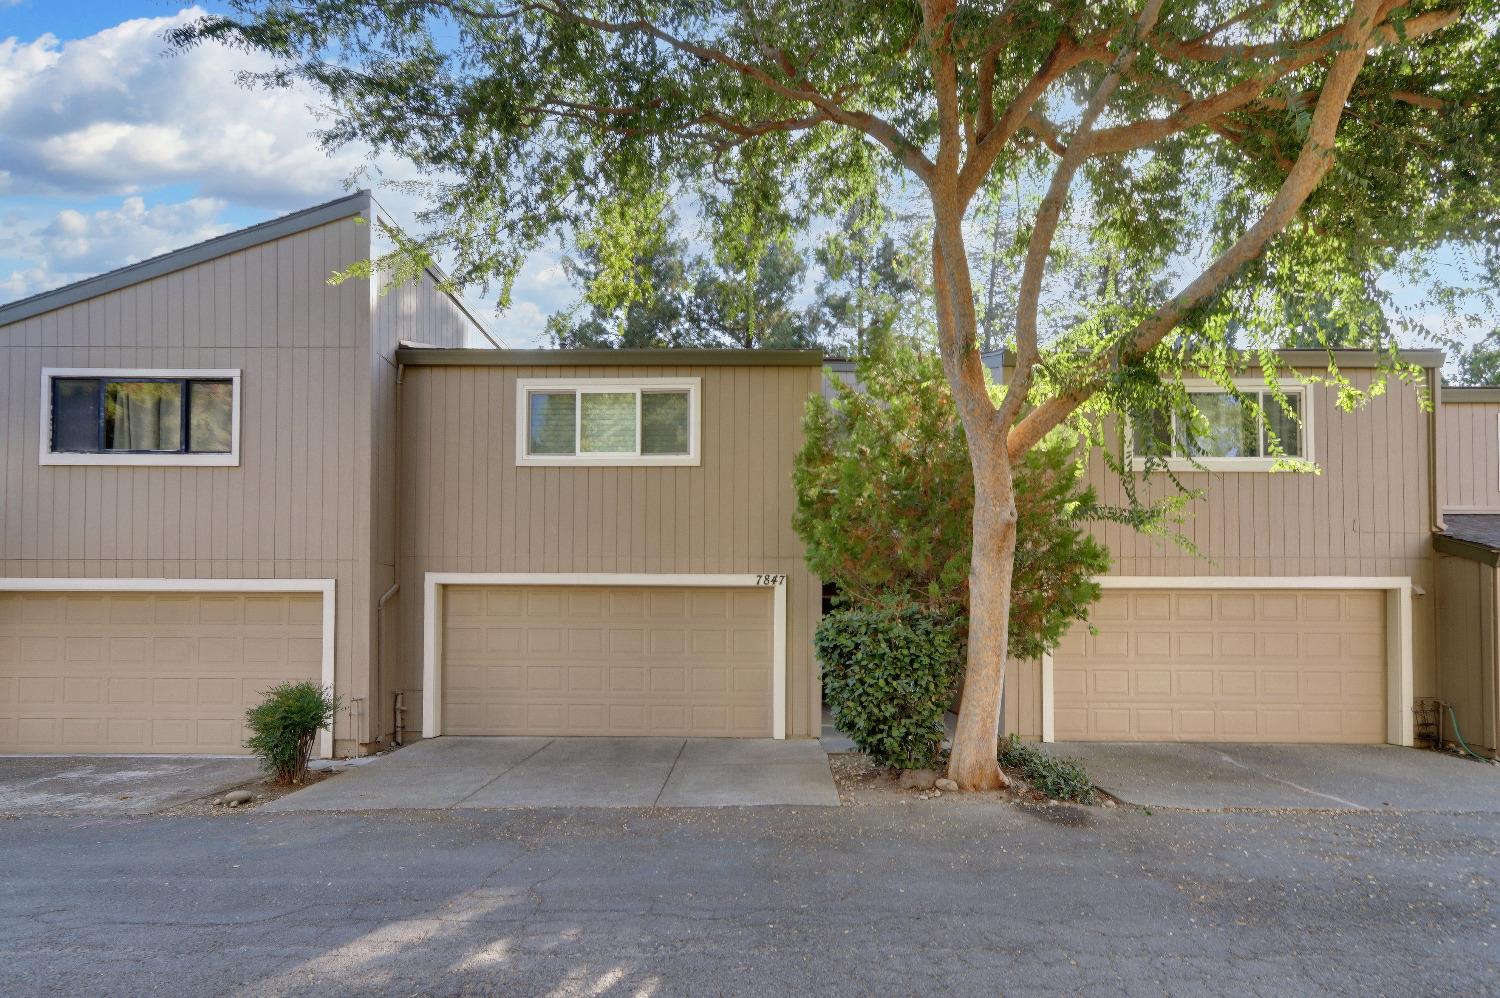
[
  {"xmin": 816, "ymin": 601, "xmax": 963, "ymax": 770},
  {"xmin": 246, "ymin": 681, "xmax": 339, "ymax": 784},
  {"xmin": 998, "ymin": 734, "xmax": 1097, "ymax": 804}
]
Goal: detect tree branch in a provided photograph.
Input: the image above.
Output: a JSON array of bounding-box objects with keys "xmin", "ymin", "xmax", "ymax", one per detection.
[
  {"xmin": 539, "ymin": 1, "xmax": 937, "ymax": 181},
  {"xmin": 996, "ymin": 0, "xmax": 1166, "ymax": 432},
  {"xmin": 924, "ymin": 0, "xmax": 997, "ymax": 440},
  {"xmin": 958, "ymin": 36, "xmax": 1099, "ymax": 205},
  {"xmin": 1082, "ymin": 3, "xmax": 1461, "ymax": 158},
  {"xmin": 1007, "ymin": 0, "xmax": 1391, "ymax": 458}
]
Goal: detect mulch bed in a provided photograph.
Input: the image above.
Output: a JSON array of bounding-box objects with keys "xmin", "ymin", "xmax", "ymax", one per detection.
[
  {"xmin": 160, "ymin": 768, "xmax": 339, "ymax": 817},
  {"xmin": 828, "ymin": 752, "xmax": 1114, "ymax": 809}
]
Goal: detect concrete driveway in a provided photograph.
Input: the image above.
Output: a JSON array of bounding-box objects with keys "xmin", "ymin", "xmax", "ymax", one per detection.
[
  {"xmin": 265, "ymin": 736, "xmax": 839, "ymax": 811},
  {"xmin": 0, "ymin": 756, "xmax": 260, "ymax": 816},
  {"xmin": 1051, "ymin": 742, "xmax": 1500, "ymax": 812}
]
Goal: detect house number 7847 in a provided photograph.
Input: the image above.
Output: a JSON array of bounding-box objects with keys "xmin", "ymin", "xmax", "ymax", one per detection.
[{"xmin": 755, "ymin": 574, "xmax": 786, "ymax": 586}]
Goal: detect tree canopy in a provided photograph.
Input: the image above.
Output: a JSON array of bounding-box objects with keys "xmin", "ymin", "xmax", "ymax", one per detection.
[{"xmin": 171, "ymin": 0, "xmax": 1500, "ymax": 788}]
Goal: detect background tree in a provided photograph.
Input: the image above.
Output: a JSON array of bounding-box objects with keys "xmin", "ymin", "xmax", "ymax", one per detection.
[
  {"xmin": 970, "ymin": 178, "xmax": 1022, "ymax": 354},
  {"xmin": 807, "ymin": 197, "xmax": 922, "ymax": 356},
  {"xmin": 546, "ymin": 190, "xmax": 697, "ymax": 348},
  {"xmin": 1452, "ymin": 329, "xmax": 1500, "ymax": 385},
  {"xmin": 688, "ymin": 235, "xmax": 816, "ymax": 348},
  {"xmin": 174, "ymin": 0, "xmax": 1500, "ymax": 790}
]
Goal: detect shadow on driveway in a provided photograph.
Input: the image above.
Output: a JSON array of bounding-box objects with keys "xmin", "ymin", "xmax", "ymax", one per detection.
[{"xmin": 1049, "ymin": 742, "xmax": 1500, "ymax": 812}]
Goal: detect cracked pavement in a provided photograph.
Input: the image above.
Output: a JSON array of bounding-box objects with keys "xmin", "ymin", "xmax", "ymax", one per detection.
[{"xmin": 1, "ymin": 803, "xmax": 1496, "ymax": 996}]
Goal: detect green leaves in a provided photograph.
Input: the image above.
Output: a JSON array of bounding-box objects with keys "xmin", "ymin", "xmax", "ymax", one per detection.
[
  {"xmin": 165, "ymin": 1, "xmax": 1497, "ymax": 366},
  {"xmin": 793, "ymin": 343, "xmax": 1110, "ymax": 660},
  {"xmin": 816, "ymin": 601, "xmax": 964, "ymax": 771},
  {"xmin": 244, "ymin": 681, "xmax": 339, "ymax": 784},
  {"xmin": 997, "ymin": 734, "xmax": 1097, "ymax": 804}
]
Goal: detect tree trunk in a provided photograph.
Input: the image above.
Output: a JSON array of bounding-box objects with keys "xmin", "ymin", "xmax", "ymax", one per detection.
[
  {"xmin": 928, "ymin": 193, "xmax": 1012, "ymax": 791},
  {"xmin": 946, "ymin": 436, "xmax": 1016, "ymax": 790}
]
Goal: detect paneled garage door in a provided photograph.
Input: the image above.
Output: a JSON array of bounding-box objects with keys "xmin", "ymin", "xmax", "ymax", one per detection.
[
  {"xmin": 441, "ymin": 584, "xmax": 773, "ymax": 737},
  {"xmin": 1053, "ymin": 588, "xmax": 1387, "ymax": 743},
  {"xmin": 0, "ymin": 591, "xmax": 323, "ymax": 754}
]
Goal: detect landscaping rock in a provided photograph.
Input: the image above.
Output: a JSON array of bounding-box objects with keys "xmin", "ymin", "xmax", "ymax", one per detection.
[
  {"xmin": 899, "ymin": 769, "xmax": 938, "ymax": 790},
  {"xmin": 934, "ymin": 778, "xmax": 958, "ymax": 793}
]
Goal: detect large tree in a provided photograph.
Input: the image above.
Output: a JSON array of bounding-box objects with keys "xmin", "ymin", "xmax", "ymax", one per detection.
[{"xmin": 174, "ymin": 1, "xmax": 1500, "ymax": 789}]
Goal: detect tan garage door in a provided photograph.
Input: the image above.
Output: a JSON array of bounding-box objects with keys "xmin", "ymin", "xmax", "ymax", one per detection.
[
  {"xmin": 0, "ymin": 591, "xmax": 322, "ymax": 754},
  {"xmin": 442, "ymin": 584, "xmax": 773, "ymax": 737},
  {"xmin": 1053, "ymin": 588, "xmax": 1386, "ymax": 743}
]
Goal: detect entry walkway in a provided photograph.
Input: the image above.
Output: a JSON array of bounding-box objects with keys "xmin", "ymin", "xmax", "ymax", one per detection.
[{"xmin": 265, "ymin": 736, "xmax": 839, "ymax": 811}]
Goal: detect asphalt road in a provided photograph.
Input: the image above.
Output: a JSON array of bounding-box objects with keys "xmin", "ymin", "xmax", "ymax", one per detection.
[{"xmin": 1, "ymin": 803, "xmax": 1496, "ymax": 997}]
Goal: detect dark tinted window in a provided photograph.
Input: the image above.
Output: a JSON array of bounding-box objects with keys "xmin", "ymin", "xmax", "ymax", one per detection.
[
  {"xmin": 49, "ymin": 376, "xmax": 235, "ymax": 455},
  {"xmin": 52, "ymin": 379, "xmax": 101, "ymax": 453}
]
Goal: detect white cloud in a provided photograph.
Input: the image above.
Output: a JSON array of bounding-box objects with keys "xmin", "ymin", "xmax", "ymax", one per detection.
[
  {"xmin": 0, "ymin": 7, "xmax": 578, "ymax": 334},
  {"xmin": 0, "ymin": 195, "xmax": 231, "ymax": 300},
  {"xmin": 487, "ymin": 299, "xmax": 547, "ymax": 348},
  {"xmin": 0, "ymin": 9, "xmax": 369, "ymax": 208}
]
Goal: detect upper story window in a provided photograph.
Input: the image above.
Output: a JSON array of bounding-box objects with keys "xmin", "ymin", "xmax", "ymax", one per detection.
[
  {"xmin": 1131, "ymin": 384, "xmax": 1309, "ymax": 472},
  {"xmin": 40, "ymin": 369, "xmax": 241, "ymax": 467},
  {"xmin": 516, "ymin": 377, "xmax": 700, "ymax": 466}
]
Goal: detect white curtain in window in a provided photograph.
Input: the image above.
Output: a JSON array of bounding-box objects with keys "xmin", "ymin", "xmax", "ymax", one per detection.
[{"xmin": 106, "ymin": 382, "xmax": 182, "ymax": 452}]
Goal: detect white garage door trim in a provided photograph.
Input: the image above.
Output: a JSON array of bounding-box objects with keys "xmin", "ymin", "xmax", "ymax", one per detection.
[
  {"xmin": 423, "ymin": 572, "xmax": 788, "ymax": 740},
  {"xmin": 0, "ymin": 578, "xmax": 337, "ymax": 758},
  {"xmin": 1040, "ymin": 576, "xmax": 1414, "ymax": 747}
]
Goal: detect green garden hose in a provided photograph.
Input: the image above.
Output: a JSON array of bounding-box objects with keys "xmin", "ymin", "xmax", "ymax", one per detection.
[{"xmin": 1444, "ymin": 704, "xmax": 1498, "ymax": 765}]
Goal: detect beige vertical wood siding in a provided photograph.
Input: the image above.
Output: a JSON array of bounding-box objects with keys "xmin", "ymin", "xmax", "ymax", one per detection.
[
  {"xmin": 1439, "ymin": 401, "xmax": 1500, "ymax": 513},
  {"xmin": 396, "ymin": 363, "xmax": 824, "ymax": 738},
  {"xmin": 367, "ymin": 263, "xmax": 479, "ymax": 743},
  {"xmin": 1078, "ymin": 371, "xmax": 1437, "ymax": 701},
  {"xmin": 1435, "ymin": 554, "xmax": 1499, "ymax": 754},
  {"xmin": 1002, "ymin": 658, "xmax": 1043, "ymax": 741},
  {"xmin": 0, "ymin": 216, "xmax": 374, "ymax": 752},
  {"xmin": 1005, "ymin": 369, "xmax": 1437, "ymax": 742},
  {"xmin": 0, "ymin": 213, "xmax": 487, "ymax": 753}
]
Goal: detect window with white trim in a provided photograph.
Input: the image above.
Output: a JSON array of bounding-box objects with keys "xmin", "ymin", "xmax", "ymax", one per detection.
[
  {"xmin": 516, "ymin": 377, "xmax": 700, "ymax": 466},
  {"xmin": 40, "ymin": 369, "xmax": 241, "ymax": 467},
  {"xmin": 1132, "ymin": 385, "xmax": 1308, "ymax": 469}
]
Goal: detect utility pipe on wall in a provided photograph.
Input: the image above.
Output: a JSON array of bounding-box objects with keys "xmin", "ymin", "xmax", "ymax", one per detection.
[{"xmin": 377, "ymin": 581, "xmax": 400, "ymax": 744}]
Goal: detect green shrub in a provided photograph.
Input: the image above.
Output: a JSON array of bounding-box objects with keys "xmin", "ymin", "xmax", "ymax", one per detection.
[
  {"xmin": 816, "ymin": 601, "xmax": 962, "ymax": 770},
  {"xmin": 793, "ymin": 343, "xmax": 1110, "ymax": 659},
  {"xmin": 245, "ymin": 681, "xmax": 339, "ymax": 784},
  {"xmin": 998, "ymin": 734, "xmax": 1097, "ymax": 804}
]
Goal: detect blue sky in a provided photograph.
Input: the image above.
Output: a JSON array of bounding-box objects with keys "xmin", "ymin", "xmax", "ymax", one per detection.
[
  {"xmin": 1, "ymin": 3, "xmax": 1486, "ymax": 355},
  {"xmin": 0, "ymin": 1, "xmax": 566, "ymax": 345}
]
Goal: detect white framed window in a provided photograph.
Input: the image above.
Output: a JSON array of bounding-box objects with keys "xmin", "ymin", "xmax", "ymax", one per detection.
[
  {"xmin": 40, "ymin": 368, "xmax": 241, "ymax": 467},
  {"xmin": 515, "ymin": 377, "xmax": 701, "ymax": 467},
  {"xmin": 1130, "ymin": 381, "xmax": 1311, "ymax": 472}
]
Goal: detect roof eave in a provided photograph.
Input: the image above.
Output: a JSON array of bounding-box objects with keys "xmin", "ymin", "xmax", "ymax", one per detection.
[
  {"xmin": 394, "ymin": 347, "xmax": 826, "ymax": 367},
  {"xmin": 1434, "ymin": 531, "xmax": 1500, "ymax": 567},
  {"xmin": 0, "ymin": 191, "xmax": 373, "ymax": 329}
]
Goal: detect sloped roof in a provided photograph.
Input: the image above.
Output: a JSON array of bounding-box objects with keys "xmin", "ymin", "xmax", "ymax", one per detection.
[
  {"xmin": 0, "ymin": 191, "xmax": 372, "ymax": 328},
  {"xmin": 1435, "ymin": 514, "xmax": 1500, "ymax": 566}
]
